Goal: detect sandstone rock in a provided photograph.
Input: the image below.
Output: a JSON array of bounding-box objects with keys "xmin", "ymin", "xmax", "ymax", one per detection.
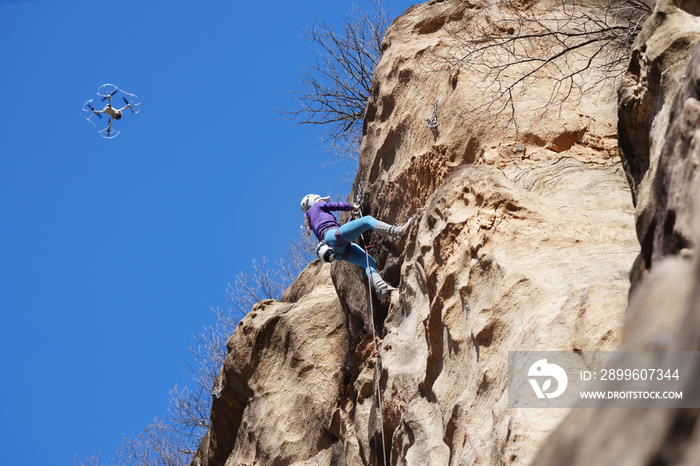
[
  {"xmin": 530, "ymin": 226, "xmax": 700, "ymax": 466},
  {"xmin": 529, "ymin": 254, "xmax": 699, "ymax": 466},
  {"xmin": 531, "ymin": 30, "xmax": 700, "ymax": 466},
  {"xmin": 328, "ymin": 0, "xmax": 638, "ymax": 461},
  {"xmin": 193, "ymin": 0, "xmax": 645, "ymax": 464},
  {"xmin": 360, "ymin": 157, "xmax": 636, "ymax": 465},
  {"xmin": 356, "ymin": 0, "xmax": 626, "ymax": 233},
  {"xmin": 635, "ymin": 34, "xmax": 700, "ymax": 280},
  {"xmin": 190, "ymin": 262, "xmax": 349, "ymax": 466},
  {"xmin": 617, "ymin": 0, "xmax": 700, "ymax": 287}
]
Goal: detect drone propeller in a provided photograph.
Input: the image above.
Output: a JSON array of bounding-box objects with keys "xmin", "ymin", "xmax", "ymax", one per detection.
[
  {"xmin": 122, "ymin": 97, "xmax": 136, "ymax": 113},
  {"xmin": 101, "ymin": 88, "xmax": 118, "ymax": 102},
  {"xmin": 88, "ymin": 105, "xmax": 103, "ymax": 119}
]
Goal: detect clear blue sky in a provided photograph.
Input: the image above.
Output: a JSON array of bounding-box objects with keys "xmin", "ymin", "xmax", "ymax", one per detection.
[{"xmin": 0, "ymin": 1, "xmax": 416, "ymax": 464}]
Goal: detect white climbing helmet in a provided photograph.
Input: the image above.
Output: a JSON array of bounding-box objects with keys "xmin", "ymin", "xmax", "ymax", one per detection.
[{"xmin": 300, "ymin": 194, "xmax": 330, "ymax": 212}]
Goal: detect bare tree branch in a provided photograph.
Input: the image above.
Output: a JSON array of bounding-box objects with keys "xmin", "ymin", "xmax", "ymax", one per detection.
[
  {"xmin": 165, "ymin": 237, "xmax": 317, "ymax": 449},
  {"xmin": 435, "ymin": 0, "xmax": 652, "ymax": 131},
  {"xmin": 278, "ymin": 0, "xmax": 392, "ymax": 167},
  {"xmin": 72, "ymin": 452, "xmax": 103, "ymax": 466},
  {"xmin": 113, "ymin": 419, "xmax": 192, "ymax": 466}
]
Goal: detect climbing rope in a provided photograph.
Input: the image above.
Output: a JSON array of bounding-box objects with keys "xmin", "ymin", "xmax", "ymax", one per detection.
[
  {"xmin": 464, "ymin": 422, "xmax": 483, "ymax": 464},
  {"xmin": 356, "ymin": 182, "xmax": 389, "ymax": 465},
  {"xmin": 361, "ymin": 209, "xmax": 389, "ymax": 466}
]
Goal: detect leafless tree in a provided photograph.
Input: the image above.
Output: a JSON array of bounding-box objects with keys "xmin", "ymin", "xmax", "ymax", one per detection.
[
  {"xmin": 278, "ymin": 0, "xmax": 391, "ymax": 167},
  {"xmin": 166, "ymin": 239, "xmax": 316, "ymax": 446},
  {"xmin": 72, "ymin": 420, "xmax": 192, "ymax": 466},
  {"xmin": 73, "ymin": 452, "xmax": 103, "ymax": 466},
  {"xmin": 74, "ymin": 241, "xmax": 317, "ymax": 466},
  {"xmin": 437, "ymin": 0, "xmax": 652, "ymax": 132},
  {"xmin": 166, "ymin": 259, "xmax": 287, "ymax": 437},
  {"xmin": 278, "ymin": 229, "xmax": 318, "ymax": 284},
  {"xmin": 112, "ymin": 419, "xmax": 192, "ymax": 466}
]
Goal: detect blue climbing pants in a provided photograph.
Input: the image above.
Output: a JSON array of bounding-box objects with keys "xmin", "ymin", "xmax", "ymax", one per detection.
[{"xmin": 324, "ymin": 216, "xmax": 379, "ymax": 277}]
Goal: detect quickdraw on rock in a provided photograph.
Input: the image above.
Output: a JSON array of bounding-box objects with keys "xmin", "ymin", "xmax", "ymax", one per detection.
[{"xmin": 426, "ymin": 99, "xmax": 439, "ymax": 128}]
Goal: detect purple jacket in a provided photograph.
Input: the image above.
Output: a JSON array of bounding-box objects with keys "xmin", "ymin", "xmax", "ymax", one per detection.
[{"xmin": 306, "ymin": 201, "xmax": 355, "ymax": 241}]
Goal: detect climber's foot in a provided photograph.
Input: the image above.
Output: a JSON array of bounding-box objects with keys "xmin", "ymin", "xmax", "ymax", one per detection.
[{"xmin": 399, "ymin": 217, "xmax": 414, "ymax": 239}]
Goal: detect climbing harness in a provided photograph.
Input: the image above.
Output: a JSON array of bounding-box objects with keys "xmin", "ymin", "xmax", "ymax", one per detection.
[
  {"xmin": 313, "ymin": 193, "xmax": 357, "ymax": 264},
  {"xmin": 315, "ymin": 227, "xmax": 353, "ymax": 263},
  {"xmin": 334, "ymin": 229, "xmax": 349, "ymax": 245},
  {"xmin": 426, "ymin": 100, "xmax": 439, "ymax": 128}
]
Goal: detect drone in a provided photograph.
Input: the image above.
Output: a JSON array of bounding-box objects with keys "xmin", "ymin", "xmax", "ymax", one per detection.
[{"xmin": 83, "ymin": 84, "xmax": 141, "ymax": 138}]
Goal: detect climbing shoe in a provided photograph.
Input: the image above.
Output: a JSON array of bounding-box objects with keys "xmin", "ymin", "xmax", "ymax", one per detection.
[
  {"xmin": 375, "ymin": 217, "xmax": 414, "ymax": 240},
  {"xmin": 370, "ymin": 272, "xmax": 396, "ymax": 295}
]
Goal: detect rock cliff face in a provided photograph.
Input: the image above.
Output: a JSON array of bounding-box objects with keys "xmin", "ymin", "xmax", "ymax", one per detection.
[
  {"xmin": 191, "ymin": 0, "xmax": 700, "ymax": 465},
  {"xmin": 617, "ymin": 0, "xmax": 700, "ymax": 290},
  {"xmin": 532, "ymin": 0, "xmax": 700, "ymax": 464}
]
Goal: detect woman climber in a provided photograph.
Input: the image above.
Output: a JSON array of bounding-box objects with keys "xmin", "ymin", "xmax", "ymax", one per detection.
[{"xmin": 301, "ymin": 194, "xmax": 413, "ymax": 295}]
